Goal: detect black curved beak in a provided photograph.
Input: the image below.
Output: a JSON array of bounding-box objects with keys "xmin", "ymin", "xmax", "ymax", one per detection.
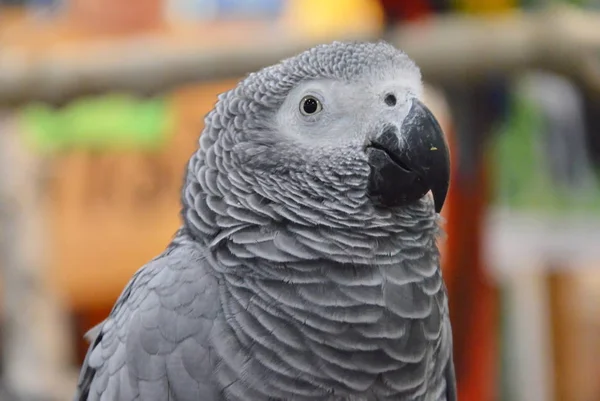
[{"xmin": 366, "ymin": 99, "xmax": 450, "ymax": 213}]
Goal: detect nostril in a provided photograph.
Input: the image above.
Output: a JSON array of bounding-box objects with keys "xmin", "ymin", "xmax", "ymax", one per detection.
[{"xmin": 384, "ymin": 93, "xmax": 397, "ymax": 107}]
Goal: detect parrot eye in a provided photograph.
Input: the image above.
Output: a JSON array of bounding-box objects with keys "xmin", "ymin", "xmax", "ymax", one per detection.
[{"xmin": 299, "ymin": 95, "xmax": 323, "ymax": 116}]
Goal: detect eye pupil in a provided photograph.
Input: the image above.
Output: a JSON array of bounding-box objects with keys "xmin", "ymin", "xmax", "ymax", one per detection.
[
  {"xmin": 302, "ymin": 97, "xmax": 319, "ymax": 114},
  {"xmin": 299, "ymin": 95, "xmax": 322, "ymax": 116},
  {"xmin": 385, "ymin": 93, "xmax": 397, "ymax": 106}
]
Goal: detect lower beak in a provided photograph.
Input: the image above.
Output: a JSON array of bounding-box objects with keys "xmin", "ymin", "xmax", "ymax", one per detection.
[{"xmin": 366, "ymin": 98, "xmax": 450, "ymax": 213}]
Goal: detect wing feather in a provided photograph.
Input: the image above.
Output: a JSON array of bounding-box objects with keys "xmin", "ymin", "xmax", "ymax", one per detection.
[{"xmin": 74, "ymin": 242, "xmax": 220, "ymax": 401}]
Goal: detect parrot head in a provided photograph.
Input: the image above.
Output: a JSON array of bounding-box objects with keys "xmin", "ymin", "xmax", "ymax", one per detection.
[{"xmin": 195, "ymin": 41, "xmax": 450, "ymax": 228}]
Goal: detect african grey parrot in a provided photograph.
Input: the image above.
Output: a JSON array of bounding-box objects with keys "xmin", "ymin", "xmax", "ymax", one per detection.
[{"xmin": 74, "ymin": 41, "xmax": 456, "ymax": 401}]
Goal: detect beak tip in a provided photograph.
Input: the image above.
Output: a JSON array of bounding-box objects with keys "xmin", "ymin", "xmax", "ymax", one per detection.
[
  {"xmin": 432, "ymin": 176, "xmax": 450, "ymax": 214},
  {"xmin": 433, "ymin": 197, "xmax": 443, "ymax": 214}
]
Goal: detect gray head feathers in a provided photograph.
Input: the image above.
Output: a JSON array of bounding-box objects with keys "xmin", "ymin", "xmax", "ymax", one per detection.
[{"xmin": 182, "ymin": 41, "xmax": 438, "ymax": 251}]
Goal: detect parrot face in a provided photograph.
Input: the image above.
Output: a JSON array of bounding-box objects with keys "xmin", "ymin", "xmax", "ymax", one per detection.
[{"xmin": 204, "ymin": 41, "xmax": 450, "ymax": 223}]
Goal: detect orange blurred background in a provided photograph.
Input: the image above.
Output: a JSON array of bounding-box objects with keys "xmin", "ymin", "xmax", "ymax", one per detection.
[{"xmin": 1, "ymin": 1, "xmax": 600, "ymax": 401}]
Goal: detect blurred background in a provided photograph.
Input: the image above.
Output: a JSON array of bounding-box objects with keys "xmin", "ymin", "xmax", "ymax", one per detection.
[{"xmin": 1, "ymin": 0, "xmax": 600, "ymax": 400}]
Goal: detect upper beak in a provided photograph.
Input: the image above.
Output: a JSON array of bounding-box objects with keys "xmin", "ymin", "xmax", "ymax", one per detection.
[{"xmin": 366, "ymin": 98, "xmax": 450, "ymax": 213}]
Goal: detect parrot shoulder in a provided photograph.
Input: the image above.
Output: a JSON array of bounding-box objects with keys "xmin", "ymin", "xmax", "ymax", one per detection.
[{"xmin": 74, "ymin": 240, "xmax": 221, "ymax": 401}]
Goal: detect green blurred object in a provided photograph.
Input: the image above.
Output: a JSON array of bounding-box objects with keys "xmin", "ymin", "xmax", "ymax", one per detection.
[
  {"xmin": 490, "ymin": 82, "xmax": 600, "ymax": 213},
  {"xmin": 20, "ymin": 93, "xmax": 173, "ymax": 153}
]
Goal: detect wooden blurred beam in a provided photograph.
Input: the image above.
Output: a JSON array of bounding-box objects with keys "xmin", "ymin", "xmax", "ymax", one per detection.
[
  {"xmin": 0, "ymin": 25, "xmax": 377, "ymax": 107},
  {"xmin": 0, "ymin": 112, "xmax": 76, "ymax": 401},
  {"xmin": 485, "ymin": 211, "xmax": 600, "ymax": 277},
  {"xmin": 547, "ymin": 269, "xmax": 577, "ymax": 401},
  {"xmin": 1, "ymin": 6, "xmax": 600, "ymax": 105},
  {"xmin": 388, "ymin": 5, "xmax": 600, "ymax": 86}
]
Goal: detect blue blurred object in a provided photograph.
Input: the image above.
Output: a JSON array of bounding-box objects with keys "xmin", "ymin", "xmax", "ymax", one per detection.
[
  {"xmin": 165, "ymin": 0, "xmax": 286, "ymax": 22},
  {"xmin": 25, "ymin": 0, "xmax": 63, "ymax": 19},
  {"xmin": 216, "ymin": 0, "xmax": 286, "ymax": 19},
  {"xmin": 165, "ymin": 0, "xmax": 218, "ymax": 21}
]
